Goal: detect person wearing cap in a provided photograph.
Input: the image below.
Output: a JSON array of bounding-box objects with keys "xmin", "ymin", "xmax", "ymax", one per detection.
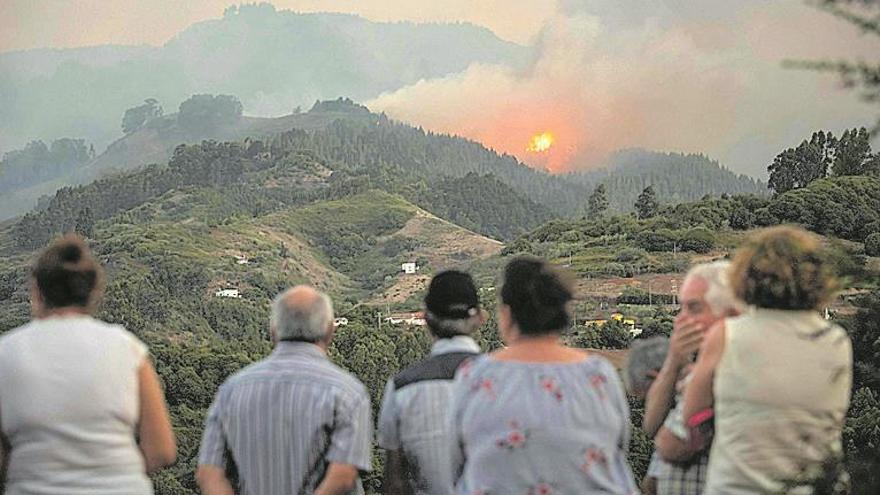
[{"xmin": 378, "ymin": 270, "xmax": 486, "ymax": 495}]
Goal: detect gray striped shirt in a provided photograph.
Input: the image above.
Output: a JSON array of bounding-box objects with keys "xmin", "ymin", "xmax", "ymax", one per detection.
[
  {"xmin": 198, "ymin": 341, "xmax": 372, "ymax": 495},
  {"xmin": 378, "ymin": 336, "xmax": 480, "ymax": 495}
]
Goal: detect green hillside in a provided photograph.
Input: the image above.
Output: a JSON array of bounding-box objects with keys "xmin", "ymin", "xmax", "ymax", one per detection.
[
  {"xmin": 567, "ymin": 149, "xmax": 768, "ymax": 213},
  {"xmin": 1, "ymin": 97, "xmax": 774, "ymax": 224}
]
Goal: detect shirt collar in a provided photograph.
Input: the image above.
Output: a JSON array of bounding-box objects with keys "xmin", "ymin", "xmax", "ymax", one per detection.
[
  {"xmin": 430, "ymin": 335, "xmax": 480, "ymax": 356},
  {"xmin": 272, "ymin": 341, "xmax": 327, "ymax": 360}
]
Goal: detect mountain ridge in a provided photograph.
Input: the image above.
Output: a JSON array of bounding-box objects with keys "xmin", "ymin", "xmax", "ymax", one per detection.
[{"xmin": 0, "ymin": 4, "xmax": 528, "ymax": 154}]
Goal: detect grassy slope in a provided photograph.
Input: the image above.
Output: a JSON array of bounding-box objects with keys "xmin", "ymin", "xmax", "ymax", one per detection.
[{"xmin": 0, "ymin": 188, "xmax": 505, "ymax": 332}]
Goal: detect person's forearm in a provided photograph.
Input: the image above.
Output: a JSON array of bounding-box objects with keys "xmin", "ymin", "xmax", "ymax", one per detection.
[
  {"xmin": 314, "ymin": 464, "xmax": 359, "ymax": 495},
  {"xmin": 643, "ymin": 361, "xmax": 680, "ymax": 436},
  {"xmin": 682, "ymin": 371, "xmax": 714, "ymax": 423},
  {"xmin": 196, "ymin": 466, "xmax": 235, "ymax": 495},
  {"xmin": 655, "ymin": 427, "xmax": 695, "ymax": 463},
  {"xmin": 314, "ymin": 478, "xmax": 357, "ymax": 495}
]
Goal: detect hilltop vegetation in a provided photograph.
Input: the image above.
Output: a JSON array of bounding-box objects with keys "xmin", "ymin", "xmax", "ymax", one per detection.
[
  {"xmin": 1, "ymin": 95, "xmax": 772, "ymax": 222},
  {"xmin": 507, "ymin": 176, "xmax": 880, "ymax": 282},
  {"xmin": 568, "ymin": 149, "xmax": 767, "ymax": 212},
  {"xmin": 0, "ymin": 97, "xmax": 382, "ymax": 219}
]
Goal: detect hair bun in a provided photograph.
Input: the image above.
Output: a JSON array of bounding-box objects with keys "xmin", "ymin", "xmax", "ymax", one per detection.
[
  {"xmin": 58, "ymin": 243, "xmax": 83, "ymax": 263},
  {"xmin": 533, "ymin": 269, "xmax": 572, "ymax": 306}
]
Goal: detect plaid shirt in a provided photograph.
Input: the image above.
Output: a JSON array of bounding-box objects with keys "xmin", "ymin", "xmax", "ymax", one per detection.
[
  {"xmin": 656, "ymin": 452, "xmax": 709, "ymax": 495},
  {"xmin": 656, "ymin": 385, "xmax": 708, "ymax": 495}
]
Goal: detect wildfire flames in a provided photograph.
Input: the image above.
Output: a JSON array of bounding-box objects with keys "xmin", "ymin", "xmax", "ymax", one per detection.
[{"xmin": 527, "ymin": 132, "xmax": 554, "ymax": 153}]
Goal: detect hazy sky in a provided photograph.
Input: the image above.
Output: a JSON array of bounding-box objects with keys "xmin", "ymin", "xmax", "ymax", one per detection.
[
  {"xmin": 3, "ymin": 0, "xmax": 878, "ymax": 177},
  {"xmin": 0, "ymin": 0, "xmax": 550, "ymax": 51}
]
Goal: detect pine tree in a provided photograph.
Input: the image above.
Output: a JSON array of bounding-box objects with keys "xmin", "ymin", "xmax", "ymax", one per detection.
[
  {"xmin": 833, "ymin": 127, "xmax": 873, "ymax": 176},
  {"xmin": 587, "ymin": 184, "xmax": 609, "ymax": 218},
  {"xmin": 635, "ymin": 185, "xmax": 659, "ymax": 219},
  {"xmin": 74, "ymin": 207, "xmax": 94, "ymax": 238}
]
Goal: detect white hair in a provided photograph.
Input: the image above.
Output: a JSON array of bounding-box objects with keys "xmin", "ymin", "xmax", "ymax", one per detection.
[
  {"xmin": 425, "ymin": 311, "xmax": 482, "ymax": 338},
  {"xmin": 683, "ymin": 261, "xmax": 745, "ymax": 316},
  {"xmin": 270, "ymin": 287, "xmax": 334, "ymax": 342}
]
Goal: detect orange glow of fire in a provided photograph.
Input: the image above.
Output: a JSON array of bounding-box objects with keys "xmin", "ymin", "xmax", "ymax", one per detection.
[{"xmin": 527, "ymin": 132, "xmax": 555, "ymax": 153}]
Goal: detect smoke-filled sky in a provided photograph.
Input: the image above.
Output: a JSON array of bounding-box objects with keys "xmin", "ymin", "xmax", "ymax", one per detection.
[{"xmin": 2, "ymin": 0, "xmax": 877, "ymax": 177}]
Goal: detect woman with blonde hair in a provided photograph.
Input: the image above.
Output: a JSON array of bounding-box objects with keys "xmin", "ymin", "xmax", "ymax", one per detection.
[
  {"xmin": 684, "ymin": 226, "xmax": 852, "ymax": 493},
  {"xmin": 0, "ymin": 235, "xmax": 176, "ymax": 494}
]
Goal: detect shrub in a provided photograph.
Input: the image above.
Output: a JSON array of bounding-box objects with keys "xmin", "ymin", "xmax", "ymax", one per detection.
[
  {"xmin": 616, "ymin": 248, "xmax": 647, "ymax": 263},
  {"xmin": 679, "ymin": 227, "xmax": 715, "ymax": 253},
  {"xmin": 865, "ymin": 233, "xmax": 880, "ymax": 257},
  {"xmin": 635, "ymin": 229, "xmax": 676, "ymax": 252}
]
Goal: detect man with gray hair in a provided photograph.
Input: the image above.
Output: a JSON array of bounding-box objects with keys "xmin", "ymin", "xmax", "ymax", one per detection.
[
  {"xmin": 378, "ymin": 270, "xmax": 485, "ymax": 494},
  {"xmin": 642, "ymin": 261, "xmax": 743, "ymax": 495},
  {"xmin": 197, "ymin": 285, "xmax": 372, "ymax": 495}
]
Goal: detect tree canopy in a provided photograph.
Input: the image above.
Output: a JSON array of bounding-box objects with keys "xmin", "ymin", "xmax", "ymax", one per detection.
[
  {"xmin": 635, "ymin": 185, "xmax": 659, "ymax": 219},
  {"xmin": 178, "ymin": 94, "xmax": 243, "ymax": 131},
  {"xmin": 768, "ymin": 128, "xmax": 879, "ymax": 194},
  {"xmin": 122, "ymin": 98, "xmax": 163, "ymax": 134}
]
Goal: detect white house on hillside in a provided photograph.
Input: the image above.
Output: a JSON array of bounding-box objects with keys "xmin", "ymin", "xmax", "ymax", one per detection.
[
  {"xmin": 401, "ymin": 262, "xmax": 419, "ymax": 274},
  {"xmin": 384, "ymin": 312, "xmax": 426, "ymax": 326},
  {"xmin": 215, "ymin": 288, "xmax": 242, "ymax": 299}
]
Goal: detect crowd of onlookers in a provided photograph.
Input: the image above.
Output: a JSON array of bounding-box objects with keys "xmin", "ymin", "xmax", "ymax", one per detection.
[{"xmin": 0, "ymin": 224, "xmax": 852, "ymax": 494}]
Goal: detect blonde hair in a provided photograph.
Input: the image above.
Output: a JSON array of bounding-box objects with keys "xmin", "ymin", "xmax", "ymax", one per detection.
[{"xmin": 730, "ymin": 226, "xmax": 838, "ymax": 310}]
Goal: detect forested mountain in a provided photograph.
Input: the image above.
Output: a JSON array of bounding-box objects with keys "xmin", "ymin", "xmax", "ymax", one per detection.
[
  {"xmin": 567, "ymin": 149, "xmax": 768, "ymax": 213},
  {"xmin": 2, "ymin": 96, "xmax": 768, "ymax": 224},
  {"xmin": 411, "ymin": 172, "xmax": 556, "ymax": 240},
  {"xmin": 0, "ymin": 98, "xmax": 380, "ymax": 219},
  {"xmin": 0, "ymin": 3, "xmax": 528, "ymax": 155},
  {"xmin": 5, "ymin": 129, "xmax": 554, "ymax": 253}
]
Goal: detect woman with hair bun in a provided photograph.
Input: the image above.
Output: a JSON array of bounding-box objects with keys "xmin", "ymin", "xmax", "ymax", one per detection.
[
  {"xmin": 684, "ymin": 226, "xmax": 853, "ymax": 493},
  {"xmin": 0, "ymin": 235, "xmax": 176, "ymax": 494},
  {"xmin": 448, "ymin": 256, "xmax": 637, "ymax": 494}
]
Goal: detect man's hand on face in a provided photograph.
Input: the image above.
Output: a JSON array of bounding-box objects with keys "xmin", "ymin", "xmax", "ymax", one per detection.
[{"xmin": 667, "ymin": 317, "xmax": 705, "ymax": 369}]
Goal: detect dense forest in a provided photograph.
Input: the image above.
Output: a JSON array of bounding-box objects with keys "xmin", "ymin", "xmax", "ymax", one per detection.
[
  {"xmin": 567, "ymin": 149, "xmax": 767, "ymax": 212},
  {"xmin": 0, "ymin": 96, "xmax": 768, "ymax": 222}
]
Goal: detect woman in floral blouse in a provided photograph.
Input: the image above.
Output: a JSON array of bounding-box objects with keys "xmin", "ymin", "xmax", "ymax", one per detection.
[{"xmin": 448, "ymin": 256, "xmax": 638, "ymax": 494}]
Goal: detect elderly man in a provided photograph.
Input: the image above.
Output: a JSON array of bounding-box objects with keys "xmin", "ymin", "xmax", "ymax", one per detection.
[
  {"xmin": 642, "ymin": 261, "xmax": 742, "ymax": 495},
  {"xmin": 378, "ymin": 270, "xmax": 485, "ymax": 495},
  {"xmin": 196, "ymin": 286, "xmax": 372, "ymax": 495}
]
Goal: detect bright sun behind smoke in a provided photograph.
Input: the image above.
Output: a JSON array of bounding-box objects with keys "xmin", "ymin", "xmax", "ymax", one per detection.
[{"xmin": 527, "ymin": 132, "xmax": 554, "ymax": 152}]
